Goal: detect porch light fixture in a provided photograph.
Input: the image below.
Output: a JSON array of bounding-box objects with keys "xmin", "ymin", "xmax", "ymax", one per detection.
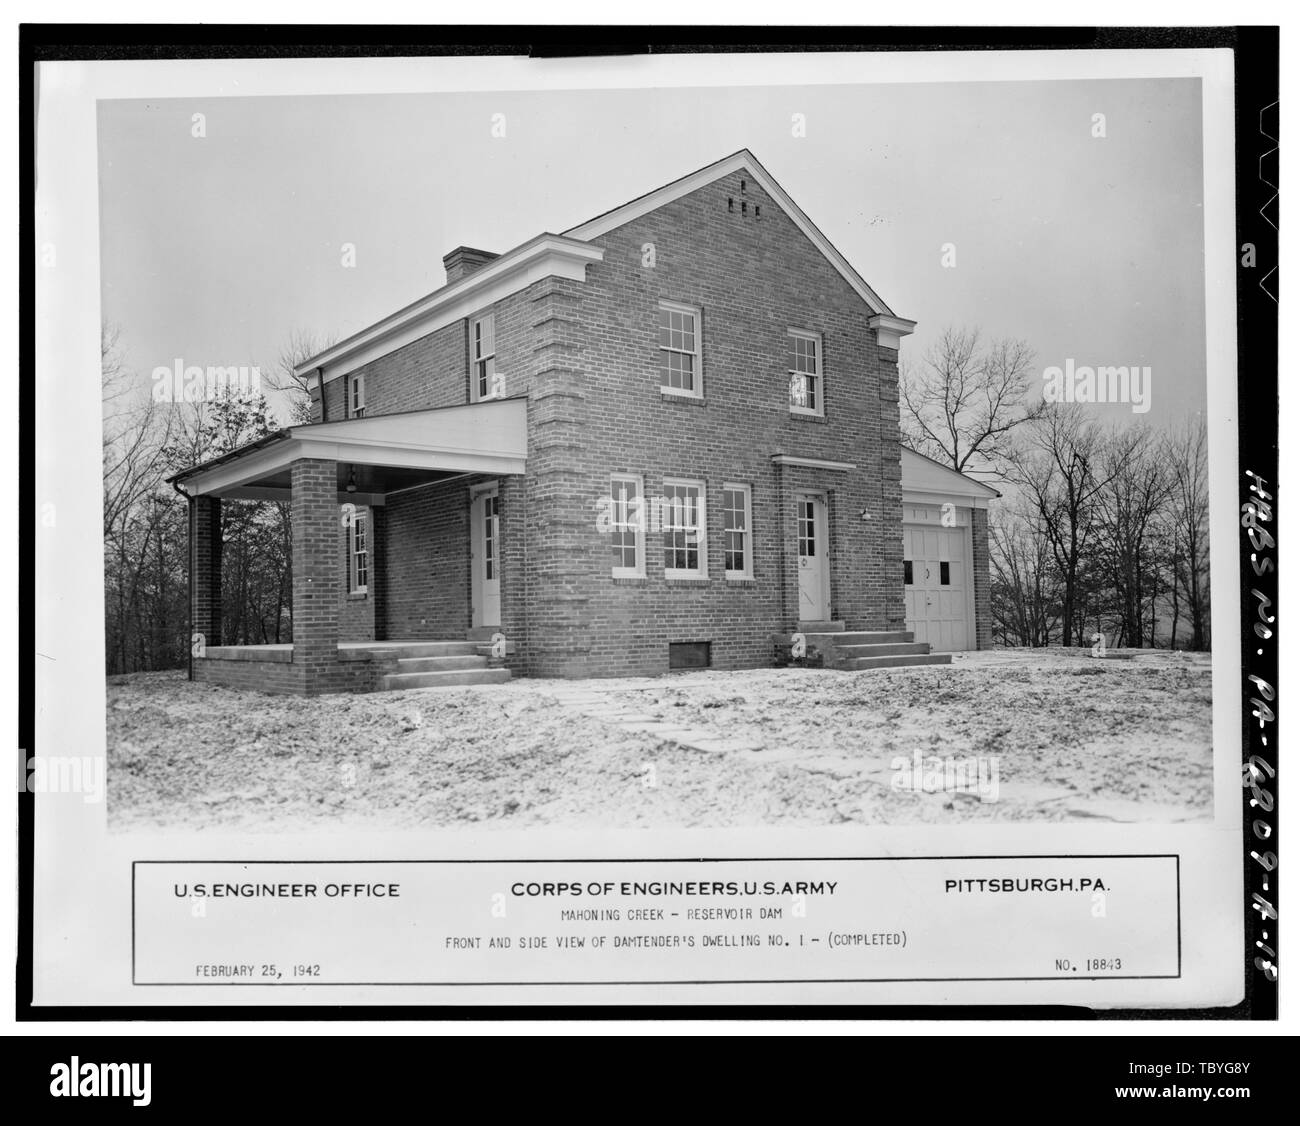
[{"xmin": 346, "ymin": 468, "xmax": 358, "ymax": 493}]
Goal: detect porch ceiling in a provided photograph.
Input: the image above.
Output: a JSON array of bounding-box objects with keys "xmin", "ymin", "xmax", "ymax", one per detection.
[{"xmin": 169, "ymin": 398, "xmax": 528, "ymax": 501}]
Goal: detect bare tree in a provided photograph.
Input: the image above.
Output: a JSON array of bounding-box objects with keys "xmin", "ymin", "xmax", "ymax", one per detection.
[
  {"xmin": 102, "ymin": 323, "xmax": 324, "ymax": 670},
  {"xmin": 1166, "ymin": 414, "xmax": 1212, "ymax": 650},
  {"xmin": 269, "ymin": 328, "xmax": 335, "ymax": 424},
  {"xmin": 1010, "ymin": 405, "xmax": 1128, "ymax": 648},
  {"xmin": 102, "ymin": 323, "xmax": 190, "ymax": 672},
  {"xmin": 901, "ymin": 326, "xmax": 1042, "ymax": 474},
  {"xmin": 102, "ymin": 323, "xmax": 175, "ymax": 537},
  {"xmin": 1096, "ymin": 427, "xmax": 1176, "ymax": 648},
  {"xmin": 989, "ymin": 501, "xmax": 1061, "ymax": 646}
]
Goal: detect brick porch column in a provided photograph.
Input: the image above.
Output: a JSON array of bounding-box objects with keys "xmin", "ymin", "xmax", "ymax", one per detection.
[
  {"xmin": 369, "ymin": 505, "xmax": 388, "ymax": 641},
  {"xmin": 291, "ymin": 458, "xmax": 340, "ymax": 693},
  {"xmin": 191, "ymin": 495, "xmax": 222, "ymax": 653}
]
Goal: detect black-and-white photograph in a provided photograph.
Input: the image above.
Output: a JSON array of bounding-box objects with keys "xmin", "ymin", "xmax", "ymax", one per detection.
[
  {"xmin": 99, "ymin": 79, "xmax": 1214, "ymax": 831},
  {"xmin": 26, "ymin": 27, "xmax": 1270, "ymax": 1024}
]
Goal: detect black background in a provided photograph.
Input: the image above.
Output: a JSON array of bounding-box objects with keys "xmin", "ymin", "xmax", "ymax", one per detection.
[{"xmin": 15, "ymin": 24, "xmax": 1279, "ymax": 1046}]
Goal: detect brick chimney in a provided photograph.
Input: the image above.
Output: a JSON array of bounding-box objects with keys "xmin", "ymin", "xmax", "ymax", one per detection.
[{"xmin": 442, "ymin": 246, "xmax": 500, "ymax": 285}]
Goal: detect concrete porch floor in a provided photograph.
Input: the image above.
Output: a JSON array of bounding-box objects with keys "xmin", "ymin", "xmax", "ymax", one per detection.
[{"xmin": 202, "ymin": 640, "xmax": 470, "ymax": 663}]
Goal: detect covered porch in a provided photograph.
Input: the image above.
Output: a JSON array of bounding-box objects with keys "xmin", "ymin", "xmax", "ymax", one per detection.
[{"xmin": 168, "ymin": 399, "xmax": 527, "ymax": 695}]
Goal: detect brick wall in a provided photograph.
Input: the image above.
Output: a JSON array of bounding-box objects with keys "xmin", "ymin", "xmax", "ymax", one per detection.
[
  {"xmin": 337, "ymin": 504, "xmax": 375, "ymax": 642},
  {"xmin": 299, "ymin": 170, "xmax": 908, "ymax": 678},
  {"xmin": 527, "ymin": 172, "xmax": 906, "ymax": 675},
  {"xmin": 382, "ymin": 479, "xmax": 472, "ymax": 639},
  {"xmin": 971, "ymin": 506, "xmax": 992, "ymax": 650},
  {"xmin": 194, "ymin": 650, "xmax": 395, "ymax": 694},
  {"xmin": 194, "ymin": 655, "xmax": 304, "ymax": 694},
  {"xmin": 309, "ymin": 321, "xmax": 468, "ymax": 422}
]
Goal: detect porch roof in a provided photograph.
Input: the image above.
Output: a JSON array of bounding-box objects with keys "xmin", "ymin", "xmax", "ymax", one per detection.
[{"xmin": 168, "ymin": 397, "xmax": 528, "ymax": 502}]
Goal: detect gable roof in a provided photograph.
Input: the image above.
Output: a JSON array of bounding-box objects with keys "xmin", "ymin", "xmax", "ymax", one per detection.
[
  {"xmin": 565, "ymin": 149, "xmax": 899, "ymax": 318},
  {"xmin": 296, "ymin": 149, "xmax": 912, "ymax": 384},
  {"xmin": 901, "ymin": 446, "xmax": 1002, "ymax": 501}
]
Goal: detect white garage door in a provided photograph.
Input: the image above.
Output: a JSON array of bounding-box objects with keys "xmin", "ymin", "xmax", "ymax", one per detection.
[{"xmin": 903, "ymin": 516, "xmax": 971, "ymax": 652}]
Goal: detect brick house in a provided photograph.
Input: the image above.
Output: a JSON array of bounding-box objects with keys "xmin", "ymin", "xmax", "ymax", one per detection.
[{"xmin": 169, "ymin": 150, "xmax": 996, "ymax": 694}]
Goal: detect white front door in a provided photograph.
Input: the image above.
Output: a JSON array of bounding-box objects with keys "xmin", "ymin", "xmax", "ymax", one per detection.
[
  {"xmin": 904, "ymin": 520, "xmax": 970, "ymax": 651},
  {"xmin": 471, "ymin": 486, "xmax": 501, "ymax": 628},
  {"xmin": 796, "ymin": 493, "xmax": 831, "ymax": 622}
]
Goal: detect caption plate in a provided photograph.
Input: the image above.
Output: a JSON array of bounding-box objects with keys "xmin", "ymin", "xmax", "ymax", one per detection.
[{"xmin": 134, "ymin": 856, "xmax": 1180, "ymax": 986}]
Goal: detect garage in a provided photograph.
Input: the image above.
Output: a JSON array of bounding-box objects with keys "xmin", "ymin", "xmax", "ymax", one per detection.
[{"xmin": 899, "ymin": 448, "xmax": 1000, "ymax": 652}]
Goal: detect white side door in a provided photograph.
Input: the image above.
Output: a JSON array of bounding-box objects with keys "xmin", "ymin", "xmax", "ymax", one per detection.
[
  {"xmin": 796, "ymin": 492, "xmax": 831, "ymax": 622},
  {"xmin": 471, "ymin": 485, "xmax": 501, "ymax": 628},
  {"xmin": 904, "ymin": 517, "xmax": 970, "ymax": 651}
]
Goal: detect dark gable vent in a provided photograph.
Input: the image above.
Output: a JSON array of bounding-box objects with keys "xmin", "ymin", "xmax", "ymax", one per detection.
[
  {"xmin": 728, "ymin": 197, "xmax": 734, "ymax": 212},
  {"xmin": 669, "ymin": 641, "xmax": 711, "ymax": 670},
  {"xmin": 741, "ymin": 201, "xmax": 747, "ymax": 215}
]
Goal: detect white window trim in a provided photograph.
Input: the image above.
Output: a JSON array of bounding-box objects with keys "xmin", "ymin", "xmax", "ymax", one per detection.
[
  {"xmin": 470, "ymin": 310, "xmax": 497, "ymax": 402},
  {"xmin": 721, "ymin": 482, "xmax": 753, "ymax": 580},
  {"xmin": 661, "ymin": 476, "xmax": 708, "ymax": 580},
  {"xmin": 350, "ymin": 372, "xmax": 366, "ymax": 418},
  {"xmin": 349, "ymin": 509, "xmax": 369, "ymax": 594},
  {"xmin": 658, "ymin": 300, "xmax": 704, "ymax": 400},
  {"xmin": 609, "ymin": 473, "xmax": 645, "ymax": 579},
  {"xmin": 787, "ymin": 327, "xmax": 824, "ymax": 417}
]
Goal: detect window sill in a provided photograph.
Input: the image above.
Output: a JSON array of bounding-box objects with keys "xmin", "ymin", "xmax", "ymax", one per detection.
[
  {"xmin": 789, "ymin": 409, "xmax": 827, "ymax": 422},
  {"xmin": 660, "ymin": 388, "xmax": 706, "ymax": 405},
  {"xmin": 725, "ymin": 575, "xmax": 756, "ymax": 584},
  {"xmin": 347, "ymin": 591, "xmax": 369, "ymax": 600},
  {"xmin": 612, "ymin": 575, "xmax": 648, "ymax": 586},
  {"xmin": 664, "ymin": 576, "xmax": 710, "ymax": 585}
]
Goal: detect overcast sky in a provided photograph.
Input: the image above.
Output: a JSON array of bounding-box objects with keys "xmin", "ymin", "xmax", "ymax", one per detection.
[{"xmin": 98, "ymin": 76, "xmax": 1207, "ymax": 431}]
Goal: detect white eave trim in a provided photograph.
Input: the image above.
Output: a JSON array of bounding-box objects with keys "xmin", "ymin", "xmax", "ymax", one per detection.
[
  {"xmin": 566, "ymin": 150, "xmax": 898, "ymax": 319},
  {"xmin": 868, "ymin": 313, "xmax": 917, "ymax": 350},
  {"xmin": 180, "ymin": 400, "xmax": 529, "ymax": 496},
  {"xmin": 771, "ymin": 454, "xmax": 857, "ymax": 472},
  {"xmin": 295, "ymin": 233, "xmax": 604, "ymax": 385},
  {"xmin": 186, "ymin": 438, "xmax": 526, "ymax": 497},
  {"xmin": 902, "ymin": 488, "xmax": 994, "ymax": 511}
]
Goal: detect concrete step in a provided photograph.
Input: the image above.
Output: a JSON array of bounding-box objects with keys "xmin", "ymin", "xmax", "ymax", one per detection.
[
  {"xmin": 396, "ymin": 655, "xmax": 489, "ymax": 673},
  {"xmin": 840, "ymin": 653, "xmax": 953, "ymax": 671},
  {"xmin": 832, "ymin": 641, "xmax": 933, "ymax": 659},
  {"xmin": 380, "ymin": 668, "xmax": 512, "ymax": 690},
  {"xmin": 375, "ymin": 641, "xmax": 479, "ymax": 658},
  {"xmin": 829, "ymin": 630, "xmax": 915, "ymax": 645},
  {"xmin": 797, "ymin": 620, "xmax": 844, "ymax": 632}
]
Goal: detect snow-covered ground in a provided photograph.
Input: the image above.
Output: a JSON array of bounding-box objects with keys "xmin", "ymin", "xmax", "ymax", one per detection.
[{"xmin": 106, "ymin": 648, "xmax": 1213, "ymax": 831}]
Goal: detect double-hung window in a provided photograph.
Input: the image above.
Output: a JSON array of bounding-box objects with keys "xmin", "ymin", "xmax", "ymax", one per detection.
[
  {"xmin": 349, "ymin": 372, "xmax": 366, "ymax": 418},
  {"xmin": 349, "ymin": 509, "xmax": 369, "ymax": 594},
  {"xmin": 658, "ymin": 301, "xmax": 702, "ymax": 398},
  {"xmin": 609, "ymin": 474, "xmax": 645, "ymax": 578},
  {"xmin": 788, "ymin": 328, "xmax": 823, "ymax": 416},
  {"xmin": 471, "ymin": 312, "xmax": 497, "ymax": 400},
  {"xmin": 722, "ymin": 484, "xmax": 752, "ymax": 579},
  {"xmin": 662, "ymin": 478, "xmax": 706, "ymax": 578}
]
